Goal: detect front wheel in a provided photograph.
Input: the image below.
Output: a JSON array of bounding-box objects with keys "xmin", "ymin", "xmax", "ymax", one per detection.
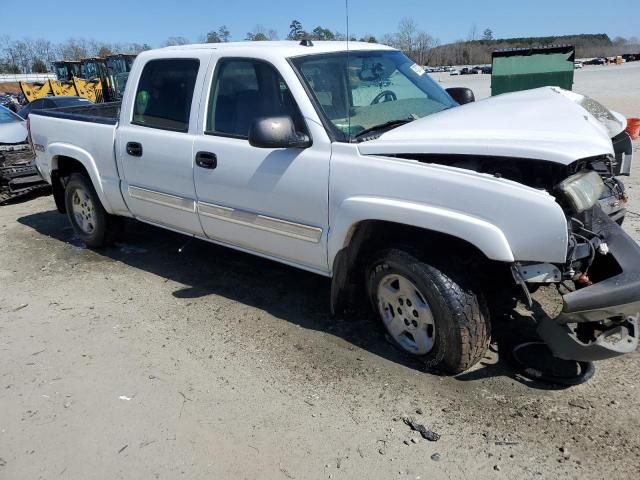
[
  {"xmin": 64, "ymin": 173, "xmax": 120, "ymax": 247},
  {"xmin": 367, "ymin": 248, "xmax": 490, "ymax": 374}
]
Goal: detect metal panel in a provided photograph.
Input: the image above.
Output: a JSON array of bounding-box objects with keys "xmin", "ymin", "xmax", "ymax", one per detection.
[{"xmin": 491, "ymin": 45, "xmax": 575, "ymax": 96}]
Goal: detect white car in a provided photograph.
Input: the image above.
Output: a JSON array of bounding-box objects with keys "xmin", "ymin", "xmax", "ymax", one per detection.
[
  {"xmin": 574, "ymin": 61, "xmax": 584, "ymax": 69},
  {"xmin": 1, "ymin": 105, "xmax": 45, "ymax": 202},
  {"xmin": 30, "ymin": 41, "xmax": 639, "ymax": 373},
  {"xmin": 449, "ymin": 68, "xmax": 460, "ymax": 75},
  {"xmin": 0, "ymin": 105, "xmax": 27, "ymax": 144}
]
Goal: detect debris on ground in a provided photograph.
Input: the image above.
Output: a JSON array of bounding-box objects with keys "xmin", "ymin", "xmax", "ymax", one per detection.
[{"xmin": 402, "ymin": 416, "xmax": 441, "ymax": 442}]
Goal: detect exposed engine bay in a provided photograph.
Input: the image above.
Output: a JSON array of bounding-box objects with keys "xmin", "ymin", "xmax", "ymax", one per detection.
[{"xmin": 391, "ymin": 130, "xmax": 637, "ymax": 362}]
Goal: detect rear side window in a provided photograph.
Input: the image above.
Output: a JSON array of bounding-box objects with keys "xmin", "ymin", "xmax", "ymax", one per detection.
[{"xmin": 133, "ymin": 59, "xmax": 199, "ymax": 132}]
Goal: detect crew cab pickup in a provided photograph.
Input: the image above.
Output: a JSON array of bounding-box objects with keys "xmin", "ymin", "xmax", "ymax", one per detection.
[{"xmin": 30, "ymin": 41, "xmax": 639, "ymax": 373}]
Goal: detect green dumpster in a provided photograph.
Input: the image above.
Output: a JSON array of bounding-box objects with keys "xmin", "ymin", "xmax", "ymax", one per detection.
[{"xmin": 491, "ymin": 45, "xmax": 575, "ymax": 96}]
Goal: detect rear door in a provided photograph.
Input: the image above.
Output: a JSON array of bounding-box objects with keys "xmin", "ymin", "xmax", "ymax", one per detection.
[{"xmin": 116, "ymin": 53, "xmax": 210, "ymax": 235}]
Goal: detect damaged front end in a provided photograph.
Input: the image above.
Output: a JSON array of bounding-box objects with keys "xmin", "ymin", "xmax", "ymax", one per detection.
[
  {"xmin": 515, "ymin": 150, "xmax": 640, "ymax": 362},
  {"xmin": 0, "ymin": 132, "xmax": 48, "ymax": 205}
]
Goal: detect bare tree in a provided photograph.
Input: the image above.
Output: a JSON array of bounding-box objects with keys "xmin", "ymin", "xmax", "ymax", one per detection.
[
  {"xmin": 57, "ymin": 38, "xmax": 90, "ymax": 61},
  {"xmin": 246, "ymin": 25, "xmax": 276, "ymax": 41},
  {"xmin": 163, "ymin": 36, "xmax": 190, "ymax": 47},
  {"xmin": 396, "ymin": 17, "xmax": 418, "ymax": 52},
  {"xmin": 379, "ymin": 33, "xmax": 396, "ymax": 47},
  {"xmin": 415, "ymin": 31, "xmax": 436, "ymax": 65}
]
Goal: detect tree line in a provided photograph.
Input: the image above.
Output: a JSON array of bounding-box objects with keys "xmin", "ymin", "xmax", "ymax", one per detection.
[
  {"xmin": 2, "ymin": 19, "xmax": 639, "ymax": 74},
  {"xmin": 0, "ymin": 35, "xmax": 152, "ymax": 74}
]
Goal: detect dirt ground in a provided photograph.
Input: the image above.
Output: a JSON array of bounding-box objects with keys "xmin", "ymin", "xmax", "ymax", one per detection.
[
  {"xmin": 1, "ymin": 68, "xmax": 640, "ymax": 480},
  {"xmin": 0, "ymin": 83, "xmax": 21, "ymax": 95}
]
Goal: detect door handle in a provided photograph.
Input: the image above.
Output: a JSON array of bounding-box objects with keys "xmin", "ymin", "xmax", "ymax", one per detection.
[
  {"xmin": 195, "ymin": 151, "xmax": 217, "ymax": 169},
  {"xmin": 126, "ymin": 142, "xmax": 143, "ymax": 157}
]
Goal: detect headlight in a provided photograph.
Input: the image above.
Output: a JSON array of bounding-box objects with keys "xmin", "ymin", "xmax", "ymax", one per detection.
[{"xmin": 558, "ymin": 170, "xmax": 605, "ymax": 213}]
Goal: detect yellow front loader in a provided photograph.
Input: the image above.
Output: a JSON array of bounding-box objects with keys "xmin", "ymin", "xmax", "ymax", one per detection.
[
  {"xmin": 19, "ymin": 80, "xmax": 52, "ymax": 103},
  {"xmin": 105, "ymin": 54, "xmax": 136, "ymax": 100},
  {"xmin": 72, "ymin": 57, "xmax": 108, "ymax": 103},
  {"xmin": 50, "ymin": 61, "xmax": 81, "ymax": 97}
]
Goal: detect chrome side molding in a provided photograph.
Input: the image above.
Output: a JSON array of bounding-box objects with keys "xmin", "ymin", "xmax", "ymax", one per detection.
[
  {"xmin": 128, "ymin": 186, "xmax": 196, "ymax": 213},
  {"xmin": 198, "ymin": 201, "xmax": 322, "ymax": 243}
]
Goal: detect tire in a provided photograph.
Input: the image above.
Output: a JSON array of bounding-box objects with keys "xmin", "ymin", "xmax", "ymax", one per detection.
[
  {"xmin": 64, "ymin": 173, "xmax": 120, "ymax": 247},
  {"xmin": 366, "ymin": 248, "xmax": 490, "ymax": 374}
]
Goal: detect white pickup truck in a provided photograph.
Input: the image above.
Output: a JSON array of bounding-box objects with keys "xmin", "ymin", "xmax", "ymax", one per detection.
[{"xmin": 31, "ymin": 41, "xmax": 639, "ymax": 374}]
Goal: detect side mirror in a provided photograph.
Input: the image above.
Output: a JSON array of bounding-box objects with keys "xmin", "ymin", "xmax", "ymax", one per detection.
[
  {"xmin": 248, "ymin": 116, "xmax": 311, "ymax": 149},
  {"xmin": 446, "ymin": 87, "xmax": 475, "ymax": 105}
]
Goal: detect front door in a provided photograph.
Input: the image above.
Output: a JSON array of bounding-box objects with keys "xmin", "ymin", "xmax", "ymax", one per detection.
[
  {"xmin": 193, "ymin": 57, "xmax": 330, "ymax": 272},
  {"xmin": 116, "ymin": 55, "xmax": 209, "ymax": 235}
]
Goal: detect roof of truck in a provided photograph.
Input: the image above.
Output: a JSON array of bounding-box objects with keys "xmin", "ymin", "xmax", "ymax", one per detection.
[{"xmin": 159, "ymin": 40, "xmax": 395, "ymax": 57}]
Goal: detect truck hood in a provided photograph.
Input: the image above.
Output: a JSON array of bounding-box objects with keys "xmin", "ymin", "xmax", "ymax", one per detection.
[{"xmin": 358, "ymin": 87, "xmax": 623, "ymax": 166}]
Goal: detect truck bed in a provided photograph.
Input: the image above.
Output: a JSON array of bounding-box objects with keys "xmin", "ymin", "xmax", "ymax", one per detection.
[{"xmin": 30, "ymin": 101, "xmax": 121, "ymax": 125}]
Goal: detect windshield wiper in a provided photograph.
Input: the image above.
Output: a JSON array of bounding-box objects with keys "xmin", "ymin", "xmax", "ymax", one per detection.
[{"xmin": 353, "ymin": 117, "xmax": 415, "ymax": 141}]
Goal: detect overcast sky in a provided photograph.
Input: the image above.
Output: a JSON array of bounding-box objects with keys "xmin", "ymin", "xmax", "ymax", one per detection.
[{"xmin": 3, "ymin": 0, "xmax": 638, "ymax": 46}]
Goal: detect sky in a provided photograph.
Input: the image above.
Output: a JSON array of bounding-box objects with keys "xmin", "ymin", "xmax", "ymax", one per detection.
[{"xmin": 2, "ymin": 0, "xmax": 638, "ymax": 47}]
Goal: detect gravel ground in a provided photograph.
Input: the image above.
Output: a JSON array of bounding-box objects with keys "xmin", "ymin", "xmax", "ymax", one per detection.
[{"xmin": 1, "ymin": 67, "xmax": 640, "ymax": 479}]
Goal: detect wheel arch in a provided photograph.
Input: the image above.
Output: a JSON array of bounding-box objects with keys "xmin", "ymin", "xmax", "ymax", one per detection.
[
  {"xmin": 49, "ymin": 144, "xmax": 113, "ymax": 214},
  {"xmin": 329, "ymin": 202, "xmax": 516, "ymax": 315}
]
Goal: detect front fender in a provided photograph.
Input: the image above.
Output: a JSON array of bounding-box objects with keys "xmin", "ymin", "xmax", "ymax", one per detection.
[
  {"xmin": 328, "ymin": 196, "xmax": 515, "ymax": 268},
  {"xmin": 48, "ymin": 143, "xmax": 114, "ymax": 214}
]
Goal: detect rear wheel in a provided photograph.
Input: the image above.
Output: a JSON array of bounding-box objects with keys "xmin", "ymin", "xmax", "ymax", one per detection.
[
  {"xmin": 367, "ymin": 248, "xmax": 490, "ymax": 374},
  {"xmin": 64, "ymin": 173, "xmax": 120, "ymax": 247}
]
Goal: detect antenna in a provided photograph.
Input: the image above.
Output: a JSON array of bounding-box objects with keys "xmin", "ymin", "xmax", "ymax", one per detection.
[{"xmin": 345, "ymin": 0, "xmax": 352, "ymax": 140}]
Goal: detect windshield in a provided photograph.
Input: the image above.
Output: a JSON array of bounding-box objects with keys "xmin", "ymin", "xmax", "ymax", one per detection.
[
  {"xmin": 54, "ymin": 63, "xmax": 70, "ymax": 81},
  {"xmin": 291, "ymin": 50, "xmax": 457, "ymax": 141},
  {"xmin": 82, "ymin": 61, "xmax": 101, "ymax": 80},
  {"xmin": 0, "ymin": 106, "xmax": 23, "ymax": 124}
]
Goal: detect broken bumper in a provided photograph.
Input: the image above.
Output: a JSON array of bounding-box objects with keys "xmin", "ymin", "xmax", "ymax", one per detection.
[{"xmin": 538, "ymin": 208, "xmax": 640, "ymax": 362}]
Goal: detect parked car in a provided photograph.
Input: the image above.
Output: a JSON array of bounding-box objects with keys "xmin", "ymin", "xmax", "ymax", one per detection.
[
  {"xmin": 471, "ymin": 66, "xmax": 483, "ymax": 74},
  {"xmin": 574, "ymin": 61, "xmax": 583, "ymax": 69},
  {"xmin": 0, "ymin": 105, "xmax": 47, "ymax": 202},
  {"xmin": 17, "ymin": 96, "xmax": 92, "ymax": 119},
  {"xmin": 30, "ymin": 41, "xmax": 639, "ymax": 374},
  {"xmin": 584, "ymin": 57, "xmax": 606, "ymax": 66},
  {"xmin": 449, "ymin": 68, "xmax": 460, "ymax": 76},
  {"xmin": 0, "ymin": 105, "xmax": 27, "ymax": 145},
  {"xmin": 481, "ymin": 66, "xmax": 492, "ymax": 74},
  {"xmin": 460, "ymin": 67, "xmax": 472, "ymax": 75}
]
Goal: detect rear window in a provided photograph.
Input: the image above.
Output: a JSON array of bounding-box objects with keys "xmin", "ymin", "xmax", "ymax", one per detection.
[{"xmin": 132, "ymin": 58, "xmax": 199, "ymax": 132}]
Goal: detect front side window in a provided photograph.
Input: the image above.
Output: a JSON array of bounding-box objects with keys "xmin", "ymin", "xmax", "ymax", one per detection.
[
  {"xmin": 133, "ymin": 59, "xmax": 199, "ymax": 132},
  {"xmin": 206, "ymin": 58, "xmax": 306, "ymax": 138},
  {"xmin": 291, "ymin": 50, "xmax": 457, "ymax": 140}
]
